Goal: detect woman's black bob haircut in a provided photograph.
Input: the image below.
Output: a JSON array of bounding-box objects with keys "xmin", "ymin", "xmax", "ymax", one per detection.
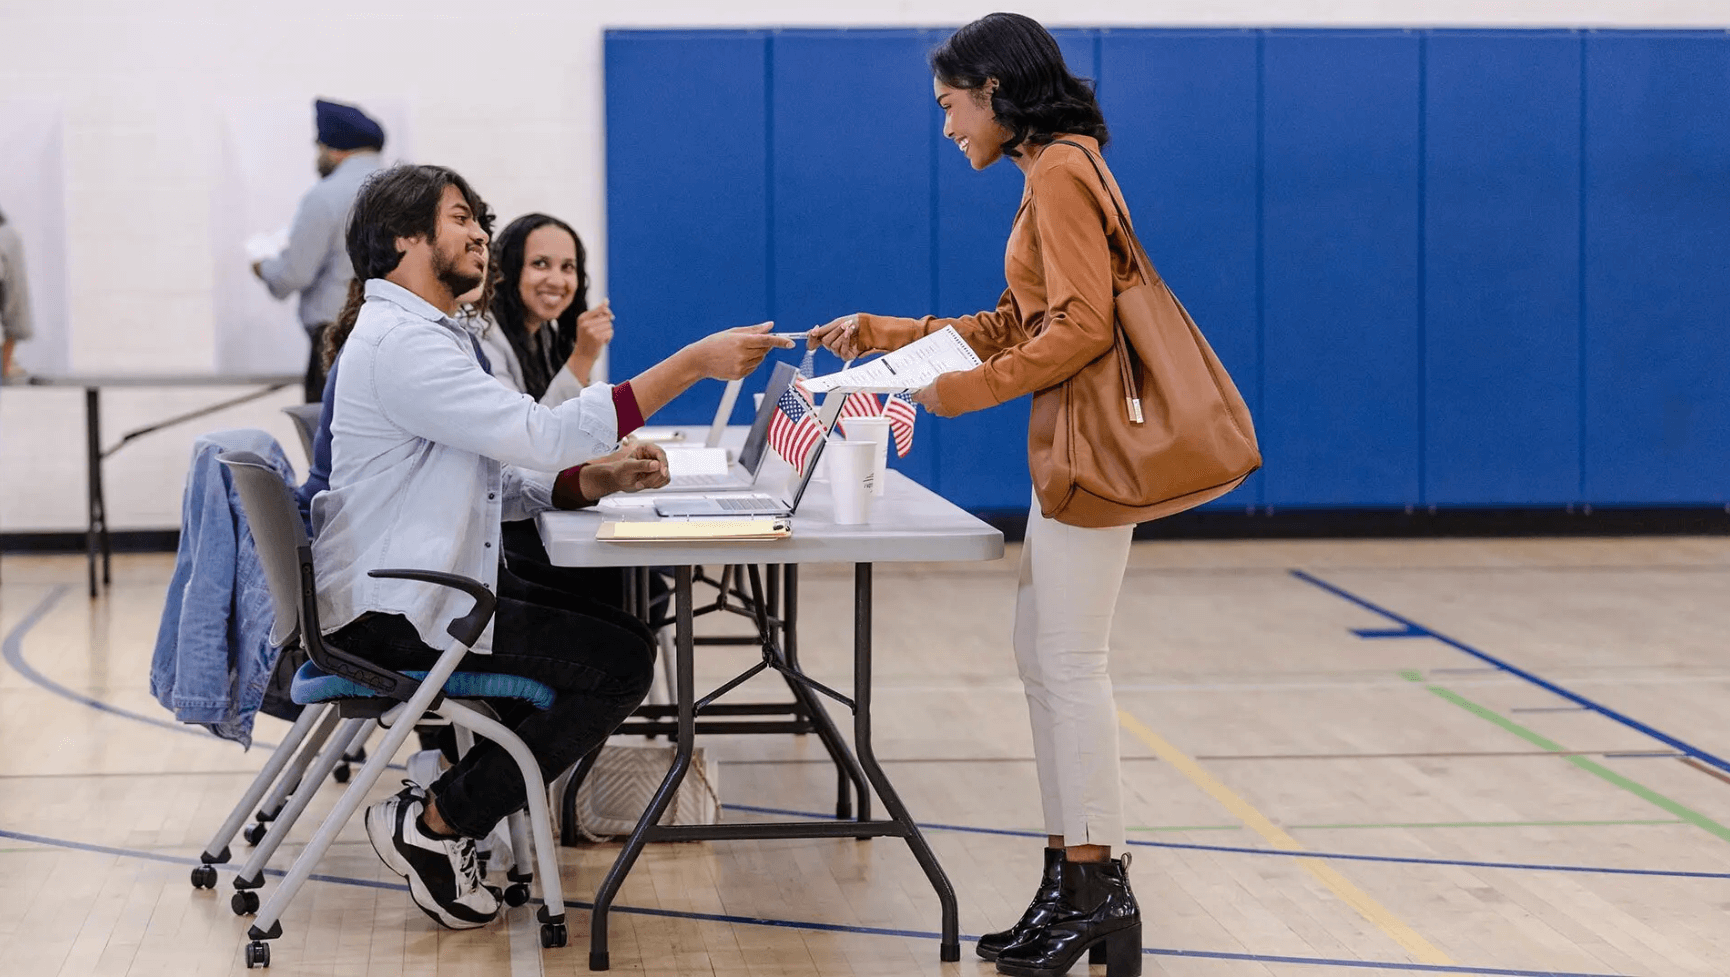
[{"xmin": 930, "ymin": 12, "xmax": 1109, "ymax": 158}]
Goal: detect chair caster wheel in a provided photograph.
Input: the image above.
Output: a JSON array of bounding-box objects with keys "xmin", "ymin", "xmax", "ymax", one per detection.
[
  {"xmin": 232, "ymin": 890, "xmax": 260, "ymax": 916},
  {"xmin": 243, "ymin": 822, "xmax": 268, "ymax": 846},
  {"xmin": 191, "ymin": 865, "xmax": 218, "ymax": 889},
  {"xmin": 244, "ymin": 941, "xmax": 270, "ymax": 969},
  {"xmin": 504, "ymin": 883, "xmax": 531, "ymax": 907},
  {"xmin": 540, "ymin": 922, "xmax": 567, "ymax": 948},
  {"xmin": 333, "ymin": 763, "xmax": 351, "ymax": 784}
]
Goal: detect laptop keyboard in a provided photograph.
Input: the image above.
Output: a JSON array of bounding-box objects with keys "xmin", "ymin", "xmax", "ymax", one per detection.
[{"xmin": 716, "ymin": 495, "xmax": 779, "ymax": 511}]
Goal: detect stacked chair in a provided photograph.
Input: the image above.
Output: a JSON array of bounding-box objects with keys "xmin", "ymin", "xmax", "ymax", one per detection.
[{"xmin": 195, "ymin": 451, "xmax": 570, "ymax": 969}]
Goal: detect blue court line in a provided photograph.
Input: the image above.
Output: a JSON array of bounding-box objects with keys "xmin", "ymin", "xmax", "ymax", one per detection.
[
  {"xmin": 9, "ymin": 577, "xmax": 1722, "ymax": 884},
  {"xmin": 0, "ymin": 825, "xmax": 1601, "ymax": 977},
  {"xmin": 1, "ymin": 586, "xmax": 214, "ymax": 740},
  {"xmin": 0, "ymin": 826, "xmax": 407, "ymax": 893},
  {"xmin": 725, "ymin": 804, "xmax": 1730, "ymax": 881},
  {"xmin": 2, "ymin": 584, "xmax": 408, "ymax": 769},
  {"xmin": 1291, "ymin": 568, "xmax": 1730, "ymax": 777}
]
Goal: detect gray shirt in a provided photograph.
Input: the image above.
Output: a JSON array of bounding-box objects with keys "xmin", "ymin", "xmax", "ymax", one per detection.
[
  {"xmin": 0, "ymin": 222, "xmax": 32, "ymax": 342},
  {"xmin": 258, "ymin": 152, "xmax": 381, "ymax": 331}
]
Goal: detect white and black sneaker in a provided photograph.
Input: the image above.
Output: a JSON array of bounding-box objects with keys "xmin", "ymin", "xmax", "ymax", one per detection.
[{"xmin": 365, "ymin": 783, "xmax": 501, "ymax": 929}]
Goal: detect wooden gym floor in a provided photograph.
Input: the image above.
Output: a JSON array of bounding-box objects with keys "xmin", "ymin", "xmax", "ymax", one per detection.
[{"xmin": 2, "ymin": 538, "xmax": 1728, "ymax": 976}]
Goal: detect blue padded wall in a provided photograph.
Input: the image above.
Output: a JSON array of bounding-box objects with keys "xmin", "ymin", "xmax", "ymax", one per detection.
[
  {"xmin": 1261, "ymin": 31, "xmax": 1422, "ymax": 507},
  {"xmin": 1423, "ymin": 31, "xmax": 1582, "ymax": 505},
  {"xmin": 606, "ymin": 27, "xmax": 1730, "ymax": 514},
  {"xmin": 605, "ymin": 31, "xmax": 770, "ymax": 428},
  {"xmin": 771, "ymin": 30, "xmax": 941, "ymax": 490},
  {"xmin": 1582, "ymin": 32, "xmax": 1730, "ymax": 503}
]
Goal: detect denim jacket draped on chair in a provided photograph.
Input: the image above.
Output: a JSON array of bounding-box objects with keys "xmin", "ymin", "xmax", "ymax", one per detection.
[{"xmin": 150, "ymin": 428, "xmax": 297, "ymax": 746}]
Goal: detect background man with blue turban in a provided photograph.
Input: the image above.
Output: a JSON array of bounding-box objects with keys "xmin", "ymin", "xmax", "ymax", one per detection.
[{"xmin": 253, "ymin": 98, "xmax": 385, "ymax": 401}]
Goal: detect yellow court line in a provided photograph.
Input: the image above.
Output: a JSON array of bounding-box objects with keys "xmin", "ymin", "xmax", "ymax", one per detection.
[{"xmin": 1118, "ymin": 711, "xmax": 1454, "ymax": 967}]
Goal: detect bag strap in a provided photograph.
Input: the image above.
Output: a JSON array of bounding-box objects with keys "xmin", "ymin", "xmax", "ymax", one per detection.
[
  {"xmin": 1046, "ymin": 139, "xmax": 1147, "ymax": 423},
  {"xmin": 1049, "ymin": 139, "xmax": 1160, "ymax": 289}
]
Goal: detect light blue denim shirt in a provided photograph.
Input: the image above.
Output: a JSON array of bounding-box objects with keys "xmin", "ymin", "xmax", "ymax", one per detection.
[
  {"xmin": 257, "ymin": 152, "xmax": 381, "ymax": 330},
  {"xmin": 310, "ymin": 279, "xmax": 621, "ymax": 653}
]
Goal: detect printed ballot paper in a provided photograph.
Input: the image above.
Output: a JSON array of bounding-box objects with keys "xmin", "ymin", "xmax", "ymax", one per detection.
[
  {"xmin": 244, "ymin": 228, "xmax": 290, "ymax": 265},
  {"xmin": 802, "ymin": 325, "xmax": 981, "ymax": 394}
]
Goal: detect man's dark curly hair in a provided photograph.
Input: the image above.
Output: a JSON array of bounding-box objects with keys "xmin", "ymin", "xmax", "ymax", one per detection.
[
  {"xmin": 930, "ymin": 12, "xmax": 1109, "ymax": 159},
  {"xmin": 323, "ymin": 163, "xmax": 493, "ymax": 369}
]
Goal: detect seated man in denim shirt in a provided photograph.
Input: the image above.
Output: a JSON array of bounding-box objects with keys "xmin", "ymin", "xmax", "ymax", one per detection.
[{"xmin": 312, "ymin": 163, "xmax": 790, "ymax": 929}]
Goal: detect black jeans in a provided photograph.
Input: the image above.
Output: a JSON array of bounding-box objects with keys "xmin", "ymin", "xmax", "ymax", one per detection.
[
  {"xmin": 331, "ymin": 565, "xmax": 657, "ymax": 839},
  {"xmin": 503, "ymin": 518, "xmax": 671, "ymax": 627}
]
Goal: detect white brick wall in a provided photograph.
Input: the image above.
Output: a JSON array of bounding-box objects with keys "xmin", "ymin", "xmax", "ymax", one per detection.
[{"xmin": 1, "ymin": 0, "xmax": 1724, "ymax": 532}]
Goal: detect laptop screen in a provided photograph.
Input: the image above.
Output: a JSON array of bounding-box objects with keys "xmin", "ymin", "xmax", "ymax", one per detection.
[{"xmin": 735, "ymin": 361, "xmax": 794, "ymax": 476}]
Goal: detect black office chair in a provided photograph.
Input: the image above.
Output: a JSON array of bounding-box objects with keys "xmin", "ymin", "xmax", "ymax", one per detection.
[{"xmin": 215, "ymin": 451, "xmax": 570, "ymax": 969}]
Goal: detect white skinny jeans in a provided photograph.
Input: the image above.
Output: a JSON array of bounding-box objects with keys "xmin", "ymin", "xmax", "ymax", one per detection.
[{"xmin": 1013, "ymin": 495, "xmax": 1136, "ymax": 851}]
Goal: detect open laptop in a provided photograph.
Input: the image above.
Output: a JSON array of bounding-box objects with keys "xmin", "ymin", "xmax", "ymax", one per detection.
[
  {"xmin": 659, "ymin": 378, "xmax": 774, "ymax": 491},
  {"xmin": 634, "ymin": 377, "xmax": 743, "ymax": 450},
  {"xmin": 653, "ymin": 362, "xmax": 836, "ymax": 517}
]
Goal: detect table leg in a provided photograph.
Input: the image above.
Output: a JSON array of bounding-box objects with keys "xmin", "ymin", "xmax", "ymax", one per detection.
[
  {"xmin": 589, "ymin": 564, "xmax": 697, "ymax": 972},
  {"xmin": 754, "ymin": 564, "xmax": 868, "ymax": 821},
  {"xmin": 852, "ymin": 562, "xmax": 960, "ymax": 961},
  {"xmin": 83, "ymin": 387, "xmax": 103, "ymax": 598}
]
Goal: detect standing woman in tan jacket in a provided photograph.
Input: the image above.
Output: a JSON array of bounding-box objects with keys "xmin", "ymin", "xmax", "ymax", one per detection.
[{"xmin": 809, "ymin": 13, "xmax": 1142, "ymax": 977}]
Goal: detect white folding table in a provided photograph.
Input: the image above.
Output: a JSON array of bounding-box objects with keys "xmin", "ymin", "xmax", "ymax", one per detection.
[{"xmin": 537, "ymin": 469, "xmax": 1003, "ymax": 970}]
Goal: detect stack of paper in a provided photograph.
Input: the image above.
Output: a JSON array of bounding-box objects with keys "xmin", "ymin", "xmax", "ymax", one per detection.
[
  {"xmin": 664, "ymin": 446, "xmax": 731, "ymax": 477},
  {"xmin": 597, "ymin": 519, "xmax": 791, "ymax": 542},
  {"xmin": 801, "ymin": 325, "xmax": 981, "ymax": 394}
]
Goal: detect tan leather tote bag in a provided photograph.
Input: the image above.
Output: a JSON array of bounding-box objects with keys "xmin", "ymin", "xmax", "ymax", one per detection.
[{"xmin": 1028, "ymin": 141, "xmax": 1261, "ymax": 528}]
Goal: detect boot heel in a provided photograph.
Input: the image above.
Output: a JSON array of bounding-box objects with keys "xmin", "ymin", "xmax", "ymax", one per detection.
[
  {"xmin": 1090, "ymin": 944, "xmax": 1108, "ymax": 965},
  {"xmin": 1104, "ymin": 923, "xmax": 1141, "ymax": 977}
]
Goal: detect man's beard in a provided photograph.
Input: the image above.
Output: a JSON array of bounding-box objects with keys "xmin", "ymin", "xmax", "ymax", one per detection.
[
  {"xmin": 431, "ymin": 236, "xmax": 484, "ymax": 297},
  {"xmin": 316, "ymin": 153, "xmax": 337, "ymax": 178}
]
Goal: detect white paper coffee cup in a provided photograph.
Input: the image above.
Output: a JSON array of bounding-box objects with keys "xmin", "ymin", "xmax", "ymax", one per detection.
[
  {"xmin": 842, "ymin": 416, "xmax": 891, "ymax": 496},
  {"xmin": 826, "ymin": 440, "xmax": 876, "ymax": 524}
]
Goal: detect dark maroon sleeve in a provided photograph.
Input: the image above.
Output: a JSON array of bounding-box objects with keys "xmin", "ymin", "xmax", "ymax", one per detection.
[
  {"xmin": 612, "ymin": 380, "xmax": 645, "ymax": 437},
  {"xmin": 551, "ymin": 464, "xmax": 595, "ymax": 510}
]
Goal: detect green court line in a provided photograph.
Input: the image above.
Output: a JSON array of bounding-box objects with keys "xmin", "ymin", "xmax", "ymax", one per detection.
[
  {"xmin": 1411, "ymin": 677, "xmax": 1730, "ymax": 844},
  {"xmin": 1288, "ymin": 818, "xmax": 1685, "ymax": 831},
  {"xmin": 1124, "ymin": 818, "xmax": 1686, "ymax": 833}
]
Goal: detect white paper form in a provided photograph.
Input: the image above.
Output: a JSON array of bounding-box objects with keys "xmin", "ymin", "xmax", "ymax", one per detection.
[{"xmin": 802, "ymin": 325, "xmax": 982, "ymax": 394}]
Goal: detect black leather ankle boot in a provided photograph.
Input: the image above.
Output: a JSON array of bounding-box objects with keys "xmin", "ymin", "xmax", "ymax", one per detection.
[
  {"xmin": 977, "ymin": 849, "xmax": 1109, "ymax": 964},
  {"xmin": 994, "ymin": 855, "xmax": 1141, "ymax": 977}
]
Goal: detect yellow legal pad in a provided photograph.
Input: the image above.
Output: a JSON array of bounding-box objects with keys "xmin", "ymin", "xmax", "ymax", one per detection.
[{"xmin": 596, "ymin": 519, "xmax": 792, "ymax": 542}]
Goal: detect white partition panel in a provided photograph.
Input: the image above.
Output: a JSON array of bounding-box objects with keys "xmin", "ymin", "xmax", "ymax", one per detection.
[
  {"xmin": 0, "ymin": 101, "xmax": 70, "ymax": 376},
  {"xmin": 210, "ymin": 98, "xmax": 413, "ymax": 375}
]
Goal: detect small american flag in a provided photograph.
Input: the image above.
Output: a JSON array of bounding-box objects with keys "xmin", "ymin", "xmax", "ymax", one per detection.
[
  {"xmin": 768, "ymin": 379, "xmax": 825, "ymax": 476},
  {"xmin": 834, "ymin": 390, "xmax": 882, "ymax": 438},
  {"xmin": 885, "ymin": 391, "xmax": 917, "ymax": 457}
]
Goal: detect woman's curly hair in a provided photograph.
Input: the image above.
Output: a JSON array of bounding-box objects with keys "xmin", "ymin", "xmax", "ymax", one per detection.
[{"xmin": 930, "ymin": 12, "xmax": 1109, "ymax": 159}]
